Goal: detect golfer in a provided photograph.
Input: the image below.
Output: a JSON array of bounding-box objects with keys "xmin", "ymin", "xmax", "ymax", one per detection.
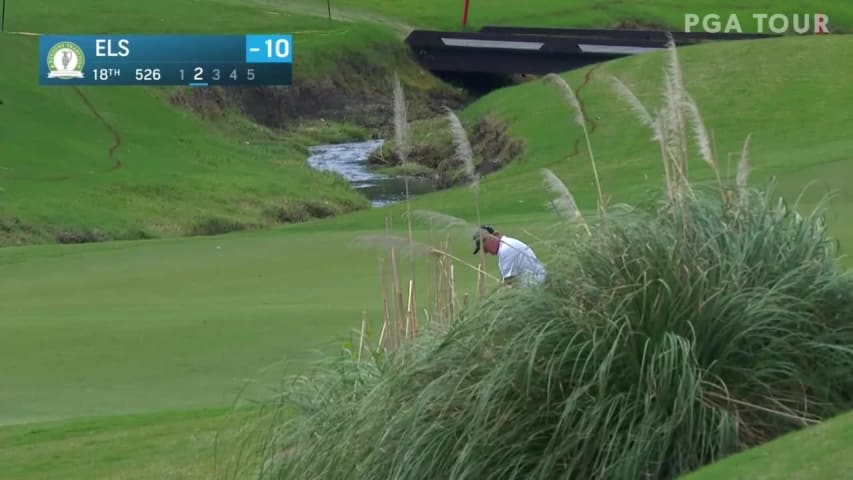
[{"xmin": 473, "ymin": 225, "xmax": 546, "ymax": 287}]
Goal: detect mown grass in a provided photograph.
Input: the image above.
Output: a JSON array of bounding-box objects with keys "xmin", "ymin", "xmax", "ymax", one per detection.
[{"xmin": 0, "ymin": 408, "xmax": 247, "ymax": 480}]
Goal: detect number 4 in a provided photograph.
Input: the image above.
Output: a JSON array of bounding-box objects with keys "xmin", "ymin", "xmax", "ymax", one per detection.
[{"xmin": 230, "ymin": 69, "xmax": 237, "ymax": 80}]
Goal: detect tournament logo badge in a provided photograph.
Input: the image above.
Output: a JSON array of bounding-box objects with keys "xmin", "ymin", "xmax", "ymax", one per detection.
[{"xmin": 46, "ymin": 41, "xmax": 86, "ymax": 79}]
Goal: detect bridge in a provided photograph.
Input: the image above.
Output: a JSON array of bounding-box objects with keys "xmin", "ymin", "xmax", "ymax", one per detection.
[{"xmin": 405, "ymin": 26, "xmax": 777, "ymax": 75}]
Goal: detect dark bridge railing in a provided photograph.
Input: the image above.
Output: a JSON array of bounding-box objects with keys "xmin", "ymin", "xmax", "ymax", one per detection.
[{"xmin": 405, "ymin": 26, "xmax": 779, "ymax": 75}]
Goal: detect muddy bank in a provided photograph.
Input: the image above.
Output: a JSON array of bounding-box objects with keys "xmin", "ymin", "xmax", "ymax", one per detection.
[
  {"xmin": 367, "ymin": 113, "xmax": 526, "ymax": 188},
  {"xmin": 169, "ymin": 47, "xmax": 469, "ymax": 133}
]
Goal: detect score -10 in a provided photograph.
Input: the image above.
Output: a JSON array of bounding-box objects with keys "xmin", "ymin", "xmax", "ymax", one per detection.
[{"xmin": 179, "ymin": 66, "xmax": 256, "ymax": 82}]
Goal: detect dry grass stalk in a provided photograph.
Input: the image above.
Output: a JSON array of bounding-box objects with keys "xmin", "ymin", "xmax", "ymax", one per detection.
[
  {"xmin": 476, "ymin": 258, "xmax": 483, "ymax": 299},
  {"xmin": 443, "ymin": 234, "xmax": 452, "ymax": 325},
  {"xmin": 544, "ymin": 72, "xmax": 605, "ymax": 214},
  {"xmin": 390, "ymin": 247, "xmax": 404, "ymax": 349},
  {"xmin": 449, "ymin": 263, "xmax": 456, "ymax": 323},
  {"xmin": 541, "ymin": 168, "xmax": 591, "ymax": 235},
  {"xmin": 444, "ymin": 108, "xmax": 487, "ymax": 298},
  {"xmin": 379, "ymin": 257, "xmax": 391, "ymax": 351},
  {"xmin": 357, "ymin": 310, "xmax": 367, "ymax": 365},
  {"xmin": 406, "ymin": 279, "xmax": 417, "ymax": 339},
  {"xmin": 737, "ymin": 133, "xmax": 753, "ymax": 209},
  {"xmin": 610, "ymin": 74, "xmax": 676, "ymax": 199},
  {"xmin": 610, "ymin": 35, "xmax": 730, "ymax": 206},
  {"xmin": 662, "ymin": 35, "xmax": 690, "ymax": 188},
  {"xmin": 391, "ymin": 74, "xmax": 417, "ymax": 290},
  {"xmin": 444, "ymin": 108, "xmax": 479, "ymax": 192},
  {"xmin": 609, "ymin": 75, "xmax": 656, "ymax": 130},
  {"xmin": 392, "ymin": 73, "xmax": 409, "ymax": 165},
  {"xmin": 684, "ymin": 93, "xmax": 722, "ymax": 193},
  {"xmin": 377, "ymin": 309, "xmax": 388, "ymax": 354}
]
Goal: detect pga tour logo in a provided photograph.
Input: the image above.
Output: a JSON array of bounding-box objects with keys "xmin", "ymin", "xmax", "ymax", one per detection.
[{"xmin": 684, "ymin": 13, "xmax": 830, "ymax": 34}]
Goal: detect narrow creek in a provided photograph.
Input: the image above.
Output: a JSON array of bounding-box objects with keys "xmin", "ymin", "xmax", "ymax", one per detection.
[{"xmin": 306, "ymin": 140, "xmax": 438, "ymax": 207}]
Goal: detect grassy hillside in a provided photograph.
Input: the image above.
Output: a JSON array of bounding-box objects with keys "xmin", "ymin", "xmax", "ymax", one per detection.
[
  {"xmin": 681, "ymin": 410, "xmax": 853, "ymax": 479},
  {"xmin": 0, "ymin": 0, "xmax": 456, "ymax": 246},
  {"xmin": 291, "ymin": 0, "xmax": 853, "ymax": 32},
  {"xmin": 327, "ymin": 34, "xmax": 853, "ymax": 251}
]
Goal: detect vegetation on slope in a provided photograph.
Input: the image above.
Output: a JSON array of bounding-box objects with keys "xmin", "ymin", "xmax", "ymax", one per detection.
[
  {"xmin": 0, "ymin": 0, "xmax": 464, "ymax": 246},
  {"xmin": 242, "ymin": 40, "xmax": 853, "ymax": 480},
  {"xmin": 350, "ymin": 35, "xmax": 853, "ymax": 250}
]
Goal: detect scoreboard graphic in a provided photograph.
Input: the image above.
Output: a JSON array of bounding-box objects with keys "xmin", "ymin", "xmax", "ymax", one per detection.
[{"xmin": 39, "ymin": 34, "xmax": 293, "ymax": 86}]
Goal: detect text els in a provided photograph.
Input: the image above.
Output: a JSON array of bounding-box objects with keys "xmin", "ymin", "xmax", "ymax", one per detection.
[{"xmin": 95, "ymin": 39, "xmax": 130, "ymax": 57}]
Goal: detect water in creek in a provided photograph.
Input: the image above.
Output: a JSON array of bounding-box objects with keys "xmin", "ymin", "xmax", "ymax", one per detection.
[{"xmin": 306, "ymin": 140, "xmax": 438, "ymax": 207}]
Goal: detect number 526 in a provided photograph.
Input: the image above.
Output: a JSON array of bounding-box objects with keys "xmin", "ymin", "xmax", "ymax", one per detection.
[{"xmin": 135, "ymin": 68, "xmax": 161, "ymax": 80}]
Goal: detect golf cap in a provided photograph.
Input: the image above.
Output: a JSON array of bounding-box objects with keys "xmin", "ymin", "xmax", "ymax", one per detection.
[{"xmin": 473, "ymin": 225, "xmax": 496, "ymax": 254}]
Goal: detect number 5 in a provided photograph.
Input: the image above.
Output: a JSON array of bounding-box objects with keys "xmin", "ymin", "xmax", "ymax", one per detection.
[{"xmin": 247, "ymin": 69, "xmax": 255, "ymax": 81}]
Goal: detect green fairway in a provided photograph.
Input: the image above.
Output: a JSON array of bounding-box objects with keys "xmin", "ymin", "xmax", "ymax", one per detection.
[
  {"xmin": 0, "ymin": 408, "xmax": 240, "ymax": 480},
  {"xmin": 0, "ymin": 226, "xmax": 479, "ymax": 425},
  {"xmin": 2, "ymin": 0, "xmax": 853, "ymax": 478}
]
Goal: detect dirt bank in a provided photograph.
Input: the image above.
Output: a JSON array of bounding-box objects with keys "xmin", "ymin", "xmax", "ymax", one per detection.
[
  {"xmin": 367, "ymin": 113, "xmax": 526, "ymax": 188},
  {"xmin": 169, "ymin": 45, "xmax": 469, "ymax": 134}
]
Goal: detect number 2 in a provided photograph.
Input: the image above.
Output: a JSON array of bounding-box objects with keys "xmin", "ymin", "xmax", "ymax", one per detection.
[{"xmin": 194, "ymin": 67, "xmax": 203, "ymax": 81}]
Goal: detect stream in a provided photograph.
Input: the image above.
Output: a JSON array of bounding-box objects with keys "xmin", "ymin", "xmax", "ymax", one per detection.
[{"xmin": 306, "ymin": 140, "xmax": 438, "ymax": 207}]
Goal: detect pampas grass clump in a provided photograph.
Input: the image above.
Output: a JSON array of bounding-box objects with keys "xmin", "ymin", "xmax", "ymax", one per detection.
[
  {"xmin": 241, "ymin": 38, "xmax": 853, "ymax": 480},
  {"xmin": 249, "ymin": 184, "xmax": 853, "ymax": 480}
]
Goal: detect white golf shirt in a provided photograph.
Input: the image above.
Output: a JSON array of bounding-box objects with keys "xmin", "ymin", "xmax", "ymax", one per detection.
[{"xmin": 497, "ymin": 236, "xmax": 546, "ymax": 286}]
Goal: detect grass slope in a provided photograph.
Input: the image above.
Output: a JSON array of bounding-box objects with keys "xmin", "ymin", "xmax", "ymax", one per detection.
[
  {"xmin": 289, "ymin": 0, "xmax": 853, "ymax": 32},
  {"xmin": 298, "ymin": 35, "xmax": 853, "ymax": 253},
  {"xmin": 0, "ymin": 0, "xmax": 446, "ymax": 245},
  {"xmin": 681, "ymin": 410, "xmax": 853, "ymax": 480},
  {"xmin": 1, "ymin": 28, "xmax": 367, "ymax": 245}
]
